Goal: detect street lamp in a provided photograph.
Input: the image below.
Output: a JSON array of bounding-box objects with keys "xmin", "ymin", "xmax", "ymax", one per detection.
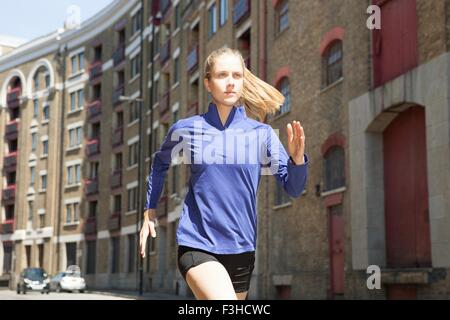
[{"xmin": 118, "ymin": 94, "xmax": 145, "ymax": 295}]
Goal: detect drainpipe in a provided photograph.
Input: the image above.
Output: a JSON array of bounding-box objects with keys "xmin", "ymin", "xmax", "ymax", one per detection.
[{"xmin": 56, "ymin": 43, "xmax": 68, "ymax": 273}]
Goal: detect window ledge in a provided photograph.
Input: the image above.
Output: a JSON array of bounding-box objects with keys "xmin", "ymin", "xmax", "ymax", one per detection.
[
  {"xmin": 129, "ymin": 31, "xmax": 140, "ymax": 43},
  {"xmin": 38, "ymin": 189, "xmax": 47, "ymax": 194},
  {"xmin": 172, "ymin": 28, "xmax": 180, "ymax": 38},
  {"xmin": 127, "ymin": 164, "xmax": 138, "ymax": 171},
  {"xmin": 68, "ymin": 107, "xmax": 84, "ymax": 115},
  {"xmin": 153, "ymin": 53, "xmax": 160, "ymax": 62},
  {"xmin": 152, "ymin": 102, "xmax": 159, "ymax": 110},
  {"xmin": 63, "ymin": 221, "xmax": 80, "ymax": 227},
  {"xmin": 273, "ymin": 201, "xmax": 292, "ymax": 210},
  {"xmin": 145, "ymin": 157, "xmax": 150, "ymax": 162},
  {"xmin": 320, "ymin": 77, "xmax": 344, "ymax": 94},
  {"xmin": 128, "ymin": 74, "xmax": 140, "ymax": 84},
  {"xmin": 41, "ymin": 120, "xmax": 49, "ymax": 125},
  {"xmin": 68, "ymin": 70, "xmax": 85, "ymax": 80},
  {"xmin": 66, "ymin": 145, "xmax": 82, "ymax": 152},
  {"xmin": 127, "ymin": 119, "xmax": 139, "ymax": 128},
  {"xmin": 320, "ymin": 186, "xmax": 346, "ymax": 197},
  {"xmin": 125, "ymin": 210, "xmax": 137, "ymax": 216},
  {"xmin": 65, "ymin": 183, "xmax": 82, "ymax": 190},
  {"xmin": 40, "ymin": 155, "xmax": 48, "ymax": 160},
  {"xmin": 171, "ymin": 82, "xmax": 180, "ymax": 91}
]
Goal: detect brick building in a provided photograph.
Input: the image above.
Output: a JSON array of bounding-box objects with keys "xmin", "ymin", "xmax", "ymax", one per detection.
[{"xmin": 1, "ymin": 0, "xmax": 450, "ymax": 299}]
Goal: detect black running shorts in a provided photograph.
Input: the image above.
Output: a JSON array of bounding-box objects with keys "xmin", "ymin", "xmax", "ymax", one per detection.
[{"xmin": 177, "ymin": 245, "xmax": 255, "ymax": 293}]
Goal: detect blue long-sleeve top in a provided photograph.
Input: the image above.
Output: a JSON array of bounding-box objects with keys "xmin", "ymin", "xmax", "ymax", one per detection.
[{"xmin": 145, "ymin": 102, "xmax": 309, "ymax": 254}]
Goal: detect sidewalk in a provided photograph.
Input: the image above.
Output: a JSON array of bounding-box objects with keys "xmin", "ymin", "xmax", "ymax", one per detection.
[{"xmin": 89, "ymin": 289, "xmax": 193, "ymax": 300}]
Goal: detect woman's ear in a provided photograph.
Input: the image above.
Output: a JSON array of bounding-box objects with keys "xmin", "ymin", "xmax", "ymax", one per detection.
[{"xmin": 203, "ymin": 78, "xmax": 210, "ymax": 92}]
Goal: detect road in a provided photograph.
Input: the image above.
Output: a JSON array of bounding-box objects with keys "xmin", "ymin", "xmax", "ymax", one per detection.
[{"xmin": 0, "ymin": 289, "xmax": 132, "ymax": 300}]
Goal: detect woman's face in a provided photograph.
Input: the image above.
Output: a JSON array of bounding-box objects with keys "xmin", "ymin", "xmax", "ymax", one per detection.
[{"xmin": 204, "ymin": 54, "xmax": 244, "ymax": 107}]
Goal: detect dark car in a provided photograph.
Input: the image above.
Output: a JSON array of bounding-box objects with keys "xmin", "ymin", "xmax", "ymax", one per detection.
[{"xmin": 16, "ymin": 267, "xmax": 50, "ymax": 294}]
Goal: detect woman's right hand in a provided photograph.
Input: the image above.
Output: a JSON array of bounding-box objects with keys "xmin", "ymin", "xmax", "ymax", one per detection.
[{"xmin": 140, "ymin": 209, "xmax": 157, "ymax": 258}]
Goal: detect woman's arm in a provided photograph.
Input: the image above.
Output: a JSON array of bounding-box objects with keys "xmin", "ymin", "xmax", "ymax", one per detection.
[
  {"xmin": 265, "ymin": 123, "xmax": 309, "ymax": 198},
  {"xmin": 144, "ymin": 121, "xmax": 182, "ymax": 210}
]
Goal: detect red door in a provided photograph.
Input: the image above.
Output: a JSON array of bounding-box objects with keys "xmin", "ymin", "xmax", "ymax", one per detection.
[
  {"xmin": 328, "ymin": 205, "xmax": 344, "ymax": 298},
  {"xmin": 383, "ymin": 106, "xmax": 431, "ymax": 297}
]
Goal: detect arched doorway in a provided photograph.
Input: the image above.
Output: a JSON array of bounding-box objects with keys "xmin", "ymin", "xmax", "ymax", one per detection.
[{"xmin": 383, "ymin": 105, "xmax": 431, "ymax": 298}]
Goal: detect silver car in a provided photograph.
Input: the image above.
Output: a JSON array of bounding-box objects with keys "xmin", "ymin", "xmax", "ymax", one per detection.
[{"xmin": 50, "ymin": 269, "xmax": 86, "ymax": 293}]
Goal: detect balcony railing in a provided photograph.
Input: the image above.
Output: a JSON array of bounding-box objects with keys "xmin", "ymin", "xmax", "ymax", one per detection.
[
  {"xmin": 111, "ymin": 170, "xmax": 122, "ymax": 189},
  {"xmin": 113, "ymin": 45, "xmax": 125, "ymax": 67},
  {"xmin": 108, "ymin": 213, "xmax": 121, "ymax": 231},
  {"xmin": 89, "ymin": 61, "xmax": 103, "ymax": 80},
  {"xmin": 233, "ymin": 0, "xmax": 251, "ymax": 25},
  {"xmin": 4, "ymin": 152, "xmax": 18, "ymax": 168},
  {"xmin": 0, "ymin": 219, "xmax": 14, "ymax": 234},
  {"xmin": 112, "ymin": 86, "xmax": 124, "ymax": 106},
  {"xmin": 84, "ymin": 216, "xmax": 97, "ymax": 235},
  {"xmin": 159, "ymin": 92, "xmax": 170, "ymax": 114},
  {"xmin": 86, "ymin": 139, "xmax": 100, "ymax": 157},
  {"xmin": 187, "ymin": 45, "xmax": 199, "ymax": 73},
  {"xmin": 85, "ymin": 178, "xmax": 99, "ymax": 195},
  {"xmin": 5, "ymin": 120, "xmax": 19, "ymax": 137},
  {"xmin": 87, "ymin": 100, "xmax": 102, "ymax": 120},
  {"xmin": 2, "ymin": 185, "xmax": 16, "ymax": 201},
  {"xmin": 7, "ymin": 87, "xmax": 21, "ymax": 108},
  {"xmin": 160, "ymin": 40, "xmax": 171, "ymax": 65}
]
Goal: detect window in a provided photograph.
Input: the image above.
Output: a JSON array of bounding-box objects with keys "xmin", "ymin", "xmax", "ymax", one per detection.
[
  {"xmin": 129, "ymin": 101, "xmax": 140, "ymax": 123},
  {"xmin": 275, "ymin": 179, "xmax": 291, "ymax": 206},
  {"xmin": 154, "ymin": 29, "xmax": 160, "ymax": 56},
  {"xmin": 276, "ymin": 0, "xmax": 289, "ymax": 34},
  {"xmin": 208, "ymin": 3, "xmax": 217, "ymax": 38},
  {"xmin": 131, "ymin": 9, "xmax": 142, "ymax": 35},
  {"xmin": 115, "ymin": 153, "xmax": 123, "ymax": 171},
  {"xmin": 71, "ymin": 52, "xmax": 84, "ymax": 74},
  {"xmin": 43, "ymin": 104, "xmax": 49, "ymax": 120},
  {"xmin": 128, "ymin": 234, "xmax": 135, "ymax": 273},
  {"xmin": 128, "ymin": 187, "xmax": 137, "ymax": 212},
  {"xmin": 114, "ymin": 194, "xmax": 122, "ymax": 213},
  {"xmin": 152, "ymin": 79, "xmax": 159, "ymax": 106},
  {"xmin": 111, "ymin": 237, "xmax": 120, "ymax": 274},
  {"xmin": 69, "ymin": 127, "xmax": 83, "ymax": 147},
  {"xmin": 93, "ymin": 84, "xmax": 101, "ymax": 100},
  {"xmin": 89, "ymin": 201, "xmax": 98, "ymax": 218},
  {"xmin": 174, "ymin": 4, "xmax": 181, "ymax": 30},
  {"xmin": 94, "ymin": 45, "xmax": 102, "ymax": 61},
  {"xmin": 67, "ymin": 164, "xmax": 81, "ymax": 185},
  {"xmin": 44, "ymin": 73, "xmax": 51, "ymax": 88},
  {"xmin": 30, "ymin": 167, "xmax": 35, "ymax": 186},
  {"xmin": 275, "ymin": 77, "xmax": 291, "ymax": 116},
  {"xmin": 323, "ymin": 146, "xmax": 345, "ymax": 191},
  {"xmin": 89, "ymin": 162, "xmax": 99, "ymax": 179},
  {"xmin": 28, "ymin": 201, "xmax": 33, "ymax": 221},
  {"xmin": 220, "ymin": 0, "xmax": 228, "ymax": 26},
  {"xmin": 39, "ymin": 213, "xmax": 45, "ymax": 228},
  {"xmin": 130, "ymin": 54, "xmax": 141, "ymax": 78},
  {"xmin": 34, "ymin": 73, "xmax": 40, "ymax": 91},
  {"xmin": 172, "ymin": 165, "xmax": 178, "ymax": 194},
  {"xmin": 66, "ymin": 205, "xmax": 72, "ymax": 223},
  {"xmin": 174, "ymin": 57, "xmax": 180, "ymax": 84},
  {"xmin": 86, "ymin": 240, "xmax": 96, "ymax": 274},
  {"xmin": 322, "ymin": 41, "xmax": 343, "ymax": 87},
  {"xmin": 70, "ymin": 89, "xmax": 84, "ymax": 112},
  {"xmin": 42, "ymin": 140, "xmax": 49, "ymax": 155},
  {"xmin": 66, "ymin": 202, "xmax": 79, "ymax": 223},
  {"xmin": 33, "ymin": 99, "xmax": 39, "ymax": 118},
  {"xmin": 128, "ymin": 142, "xmax": 139, "ymax": 166},
  {"xmin": 41, "ymin": 174, "xmax": 47, "ymax": 191},
  {"xmin": 31, "ymin": 133, "xmax": 37, "ymax": 151}
]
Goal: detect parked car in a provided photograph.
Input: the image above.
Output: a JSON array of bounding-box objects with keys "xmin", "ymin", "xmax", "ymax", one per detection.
[
  {"xmin": 50, "ymin": 266, "xmax": 86, "ymax": 293},
  {"xmin": 16, "ymin": 267, "xmax": 50, "ymax": 294}
]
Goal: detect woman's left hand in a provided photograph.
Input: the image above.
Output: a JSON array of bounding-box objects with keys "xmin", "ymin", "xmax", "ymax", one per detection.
[{"xmin": 286, "ymin": 120, "xmax": 306, "ymax": 165}]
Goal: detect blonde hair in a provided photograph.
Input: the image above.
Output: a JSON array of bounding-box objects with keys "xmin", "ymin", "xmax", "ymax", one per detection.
[{"xmin": 204, "ymin": 47, "xmax": 285, "ymax": 122}]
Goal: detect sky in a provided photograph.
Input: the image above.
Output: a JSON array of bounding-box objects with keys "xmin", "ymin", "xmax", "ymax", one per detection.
[{"xmin": 0, "ymin": 0, "xmax": 115, "ymax": 43}]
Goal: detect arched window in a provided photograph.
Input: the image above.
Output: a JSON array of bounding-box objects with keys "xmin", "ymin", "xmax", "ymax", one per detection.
[
  {"xmin": 276, "ymin": 77, "xmax": 290, "ymax": 116},
  {"xmin": 323, "ymin": 146, "xmax": 345, "ymax": 191},
  {"xmin": 322, "ymin": 41, "xmax": 343, "ymax": 87},
  {"xmin": 32, "ymin": 66, "xmax": 50, "ymax": 92}
]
